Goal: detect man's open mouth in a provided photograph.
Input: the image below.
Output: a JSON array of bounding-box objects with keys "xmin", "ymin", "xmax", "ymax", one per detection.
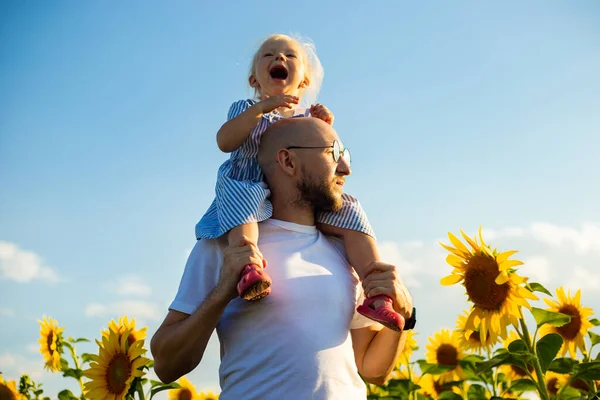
[{"xmin": 269, "ymin": 65, "xmax": 288, "ymax": 80}]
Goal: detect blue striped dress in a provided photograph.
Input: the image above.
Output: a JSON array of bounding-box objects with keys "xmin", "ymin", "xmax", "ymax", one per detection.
[{"xmin": 195, "ymin": 99, "xmax": 375, "ymax": 240}]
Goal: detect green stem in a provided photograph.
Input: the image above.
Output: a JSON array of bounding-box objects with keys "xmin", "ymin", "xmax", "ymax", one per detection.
[
  {"xmin": 486, "ymin": 348, "xmax": 498, "ymax": 398},
  {"xmin": 519, "ymin": 310, "xmax": 550, "ymax": 400},
  {"xmin": 67, "ymin": 343, "xmax": 86, "ymax": 396}
]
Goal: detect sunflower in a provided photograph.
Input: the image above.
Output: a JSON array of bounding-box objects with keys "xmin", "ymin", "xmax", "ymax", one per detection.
[
  {"xmin": 440, "ymin": 228, "xmax": 538, "ymax": 342},
  {"xmin": 168, "ymin": 376, "xmax": 200, "ymax": 400},
  {"xmin": 102, "ymin": 316, "xmax": 148, "ymax": 348},
  {"xmin": 425, "ymin": 329, "xmax": 465, "ymax": 383},
  {"xmin": 417, "ymin": 374, "xmax": 464, "ymax": 399},
  {"xmin": 83, "ymin": 327, "xmax": 149, "ymax": 400},
  {"xmin": 499, "ymin": 330, "xmax": 533, "ymax": 382},
  {"xmin": 539, "ymin": 287, "xmax": 594, "ymax": 359},
  {"xmin": 455, "ymin": 310, "xmax": 498, "ymax": 354},
  {"xmin": 199, "ymin": 391, "xmax": 219, "ymax": 400},
  {"xmin": 0, "ymin": 374, "xmax": 23, "ymax": 400},
  {"xmin": 544, "ymin": 371, "xmax": 568, "ymax": 396},
  {"xmin": 38, "ymin": 316, "xmax": 64, "ymax": 372}
]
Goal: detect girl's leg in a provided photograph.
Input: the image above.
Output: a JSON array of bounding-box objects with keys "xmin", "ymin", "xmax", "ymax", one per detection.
[
  {"xmin": 228, "ymin": 222, "xmax": 272, "ymax": 301},
  {"xmin": 317, "ymin": 223, "xmax": 404, "ymax": 331}
]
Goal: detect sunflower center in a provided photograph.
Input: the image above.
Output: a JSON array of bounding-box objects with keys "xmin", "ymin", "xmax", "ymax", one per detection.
[
  {"xmin": 0, "ymin": 384, "xmax": 16, "ymax": 400},
  {"xmin": 464, "ymin": 255, "xmax": 509, "ymax": 310},
  {"xmin": 436, "ymin": 344, "xmax": 458, "ymax": 367},
  {"xmin": 546, "ymin": 377, "xmax": 559, "ymax": 395},
  {"xmin": 105, "ymin": 352, "xmax": 132, "ymax": 394},
  {"xmin": 571, "ymin": 378, "xmax": 590, "ymax": 392},
  {"xmin": 556, "ymin": 304, "xmax": 582, "ymax": 341},
  {"xmin": 46, "ymin": 331, "xmax": 55, "ymax": 355},
  {"xmin": 178, "ymin": 389, "xmax": 192, "ymax": 400},
  {"xmin": 470, "ymin": 331, "xmax": 481, "ymax": 344},
  {"xmin": 433, "ymin": 380, "xmax": 444, "ymax": 395}
]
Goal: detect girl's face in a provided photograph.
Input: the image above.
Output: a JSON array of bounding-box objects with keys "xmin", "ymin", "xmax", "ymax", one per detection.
[{"xmin": 251, "ymin": 37, "xmax": 308, "ymax": 99}]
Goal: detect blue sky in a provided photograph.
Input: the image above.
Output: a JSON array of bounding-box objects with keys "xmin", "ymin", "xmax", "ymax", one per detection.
[{"xmin": 1, "ymin": 1, "xmax": 599, "ymax": 397}]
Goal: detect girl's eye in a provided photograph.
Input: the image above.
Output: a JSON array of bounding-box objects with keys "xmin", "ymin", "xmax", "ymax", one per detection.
[
  {"xmin": 286, "ymin": 53, "xmax": 297, "ymax": 58},
  {"xmin": 263, "ymin": 53, "xmax": 273, "ymax": 57}
]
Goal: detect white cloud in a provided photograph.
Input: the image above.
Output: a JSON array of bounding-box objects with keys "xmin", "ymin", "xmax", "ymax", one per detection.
[
  {"xmin": 0, "ymin": 241, "xmax": 60, "ymax": 283},
  {"xmin": 482, "ymin": 227, "xmax": 526, "ymax": 241},
  {"xmin": 0, "ymin": 307, "xmax": 14, "ymax": 317},
  {"xmin": 0, "ymin": 352, "xmax": 50, "ymax": 380},
  {"xmin": 564, "ymin": 266, "xmax": 600, "ymax": 293},
  {"xmin": 522, "ymin": 256, "xmax": 551, "ymax": 284},
  {"xmin": 109, "ymin": 274, "xmax": 152, "ymax": 297},
  {"xmin": 378, "ymin": 241, "xmax": 423, "ymax": 288},
  {"xmin": 530, "ymin": 222, "xmax": 600, "ymax": 254},
  {"xmin": 85, "ymin": 300, "xmax": 162, "ymax": 323}
]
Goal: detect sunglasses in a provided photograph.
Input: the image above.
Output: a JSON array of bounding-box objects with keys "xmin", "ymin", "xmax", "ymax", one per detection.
[{"xmin": 286, "ymin": 140, "xmax": 351, "ymax": 166}]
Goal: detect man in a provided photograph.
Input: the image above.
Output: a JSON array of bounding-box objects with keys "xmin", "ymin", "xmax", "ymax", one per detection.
[{"xmin": 151, "ymin": 118, "xmax": 415, "ymax": 399}]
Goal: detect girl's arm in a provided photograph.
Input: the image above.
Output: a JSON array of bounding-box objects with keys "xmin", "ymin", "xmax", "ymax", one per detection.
[{"xmin": 216, "ymin": 95, "xmax": 299, "ymax": 153}]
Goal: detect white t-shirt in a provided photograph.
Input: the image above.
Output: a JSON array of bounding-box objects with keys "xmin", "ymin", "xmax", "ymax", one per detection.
[{"xmin": 170, "ymin": 219, "xmax": 377, "ymax": 400}]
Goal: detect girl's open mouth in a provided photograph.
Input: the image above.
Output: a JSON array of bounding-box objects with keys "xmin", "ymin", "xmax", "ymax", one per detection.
[{"xmin": 269, "ymin": 65, "xmax": 288, "ymax": 80}]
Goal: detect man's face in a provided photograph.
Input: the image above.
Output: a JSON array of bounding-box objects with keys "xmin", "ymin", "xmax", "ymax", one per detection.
[{"xmin": 293, "ymin": 126, "xmax": 351, "ymax": 212}]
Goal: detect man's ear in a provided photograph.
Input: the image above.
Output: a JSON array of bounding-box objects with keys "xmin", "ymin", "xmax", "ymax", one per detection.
[
  {"xmin": 249, "ymin": 75, "xmax": 259, "ymax": 88},
  {"xmin": 275, "ymin": 149, "xmax": 297, "ymax": 177}
]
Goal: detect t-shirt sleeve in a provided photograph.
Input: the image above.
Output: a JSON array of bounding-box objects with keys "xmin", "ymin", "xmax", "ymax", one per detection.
[
  {"xmin": 227, "ymin": 99, "xmax": 252, "ymax": 121},
  {"xmin": 169, "ymin": 239, "xmax": 222, "ymax": 315}
]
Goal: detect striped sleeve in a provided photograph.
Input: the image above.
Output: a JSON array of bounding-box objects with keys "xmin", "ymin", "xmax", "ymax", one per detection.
[
  {"xmin": 317, "ymin": 193, "xmax": 376, "ymax": 239},
  {"xmin": 227, "ymin": 99, "xmax": 252, "ymax": 121}
]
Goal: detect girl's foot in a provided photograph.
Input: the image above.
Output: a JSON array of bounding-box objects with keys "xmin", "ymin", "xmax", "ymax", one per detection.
[
  {"xmin": 356, "ymin": 295, "xmax": 405, "ymax": 331},
  {"xmin": 237, "ymin": 264, "xmax": 272, "ymax": 301}
]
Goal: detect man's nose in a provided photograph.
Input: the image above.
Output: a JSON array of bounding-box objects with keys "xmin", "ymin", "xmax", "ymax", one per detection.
[{"xmin": 336, "ymin": 157, "xmax": 351, "ymax": 176}]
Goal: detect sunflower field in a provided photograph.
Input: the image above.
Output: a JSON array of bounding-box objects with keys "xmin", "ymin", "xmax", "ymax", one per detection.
[{"xmin": 1, "ymin": 228, "xmax": 599, "ymax": 400}]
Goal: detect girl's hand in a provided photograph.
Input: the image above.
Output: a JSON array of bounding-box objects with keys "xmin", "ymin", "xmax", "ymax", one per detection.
[
  {"xmin": 258, "ymin": 94, "xmax": 299, "ymax": 114},
  {"xmin": 310, "ymin": 103, "xmax": 334, "ymax": 125}
]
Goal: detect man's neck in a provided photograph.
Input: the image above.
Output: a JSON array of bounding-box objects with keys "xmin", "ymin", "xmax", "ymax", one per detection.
[{"xmin": 270, "ymin": 197, "xmax": 316, "ymax": 226}]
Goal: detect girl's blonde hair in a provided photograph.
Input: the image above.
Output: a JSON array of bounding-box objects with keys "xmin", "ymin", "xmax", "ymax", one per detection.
[{"xmin": 248, "ymin": 33, "xmax": 324, "ymax": 108}]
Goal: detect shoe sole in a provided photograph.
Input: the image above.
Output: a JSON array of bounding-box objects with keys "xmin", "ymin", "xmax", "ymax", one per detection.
[{"xmin": 241, "ymin": 280, "xmax": 271, "ymax": 301}]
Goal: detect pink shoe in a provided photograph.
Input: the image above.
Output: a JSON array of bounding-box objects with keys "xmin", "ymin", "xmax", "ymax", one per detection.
[
  {"xmin": 357, "ymin": 295, "xmax": 405, "ymax": 331},
  {"xmin": 237, "ymin": 264, "xmax": 272, "ymax": 301}
]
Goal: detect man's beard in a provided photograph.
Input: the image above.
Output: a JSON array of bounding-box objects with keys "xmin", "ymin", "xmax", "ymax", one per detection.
[{"xmin": 295, "ymin": 168, "xmax": 343, "ymax": 213}]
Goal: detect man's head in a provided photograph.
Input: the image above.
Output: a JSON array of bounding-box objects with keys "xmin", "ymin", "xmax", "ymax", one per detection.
[{"xmin": 258, "ymin": 118, "xmax": 351, "ymax": 213}]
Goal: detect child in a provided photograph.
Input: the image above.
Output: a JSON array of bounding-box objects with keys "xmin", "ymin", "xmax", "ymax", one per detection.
[{"xmin": 196, "ymin": 34, "xmax": 406, "ymax": 331}]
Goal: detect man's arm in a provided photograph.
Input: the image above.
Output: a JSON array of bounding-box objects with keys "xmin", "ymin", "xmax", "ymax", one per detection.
[
  {"xmin": 351, "ymin": 325, "xmax": 407, "ymax": 385},
  {"xmin": 150, "ymin": 239, "xmax": 263, "ymax": 383},
  {"xmin": 350, "ymin": 261, "xmax": 413, "ymax": 385}
]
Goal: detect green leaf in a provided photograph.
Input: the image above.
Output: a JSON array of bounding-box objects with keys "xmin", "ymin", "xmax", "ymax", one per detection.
[
  {"xmin": 508, "ymin": 378, "xmax": 538, "ymax": 393},
  {"xmin": 531, "ymin": 307, "xmax": 572, "ymax": 328},
  {"xmin": 508, "ymin": 339, "xmax": 528, "ymax": 353},
  {"xmin": 589, "ymin": 318, "xmax": 600, "ymax": 326},
  {"xmin": 150, "ymin": 380, "xmax": 172, "ymax": 388},
  {"xmin": 437, "ymin": 391, "xmax": 462, "ymax": 400},
  {"xmin": 548, "ymin": 357, "xmax": 578, "ymax": 374},
  {"xmin": 589, "ymin": 331, "xmax": 600, "ymax": 346},
  {"xmin": 536, "ymin": 333, "xmax": 563, "ymax": 373},
  {"xmin": 384, "ymin": 379, "xmax": 421, "ymax": 396},
  {"xmin": 526, "ymin": 282, "xmax": 553, "ymax": 296},
  {"xmin": 57, "ymin": 389, "xmax": 78, "ymax": 400},
  {"xmin": 81, "ymin": 353, "xmax": 94, "ymax": 363},
  {"xmin": 417, "ymin": 360, "xmax": 455, "ymax": 375},
  {"xmin": 476, "ymin": 353, "xmax": 509, "ymax": 375},
  {"xmin": 558, "ymin": 386, "xmax": 586, "ymax": 400},
  {"xmin": 573, "ymin": 361, "xmax": 600, "ymax": 380},
  {"xmin": 467, "ymin": 384, "xmax": 488, "ymax": 400},
  {"xmin": 149, "ymin": 383, "xmax": 183, "ymax": 399},
  {"xmin": 62, "ymin": 368, "xmax": 83, "ymax": 380}
]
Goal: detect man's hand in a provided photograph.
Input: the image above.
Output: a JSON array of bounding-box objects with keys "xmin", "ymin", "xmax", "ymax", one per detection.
[
  {"xmin": 310, "ymin": 103, "xmax": 334, "ymax": 125},
  {"xmin": 216, "ymin": 239, "xmax": 265, "ymax": 302},
  {"xmin": 361, "ymin": 262, "xmax": 413, "ymax": 320},
  {"xmin": 257, "ymin": 94, "xmax": 299, "ymax": 114}
]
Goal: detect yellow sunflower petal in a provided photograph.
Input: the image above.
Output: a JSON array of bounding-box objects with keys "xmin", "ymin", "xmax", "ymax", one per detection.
[{"xmin": 441, "ymin": 274, "xmax": 463, "ymax": 286}]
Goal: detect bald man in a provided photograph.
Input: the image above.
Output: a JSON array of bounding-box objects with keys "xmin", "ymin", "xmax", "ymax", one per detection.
[{"xmin": 151, "ymin": 118, "xmax": 410, "ymax": 399}]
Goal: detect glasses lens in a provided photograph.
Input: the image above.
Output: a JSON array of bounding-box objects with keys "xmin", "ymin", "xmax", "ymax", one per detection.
[
  {"xmin": 332, "ymin": 140, "xmax": 340, "ymax": 162},
  {"xmin": 343, "ymin": 149, "xmax": 351, "ymax": 166}
]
